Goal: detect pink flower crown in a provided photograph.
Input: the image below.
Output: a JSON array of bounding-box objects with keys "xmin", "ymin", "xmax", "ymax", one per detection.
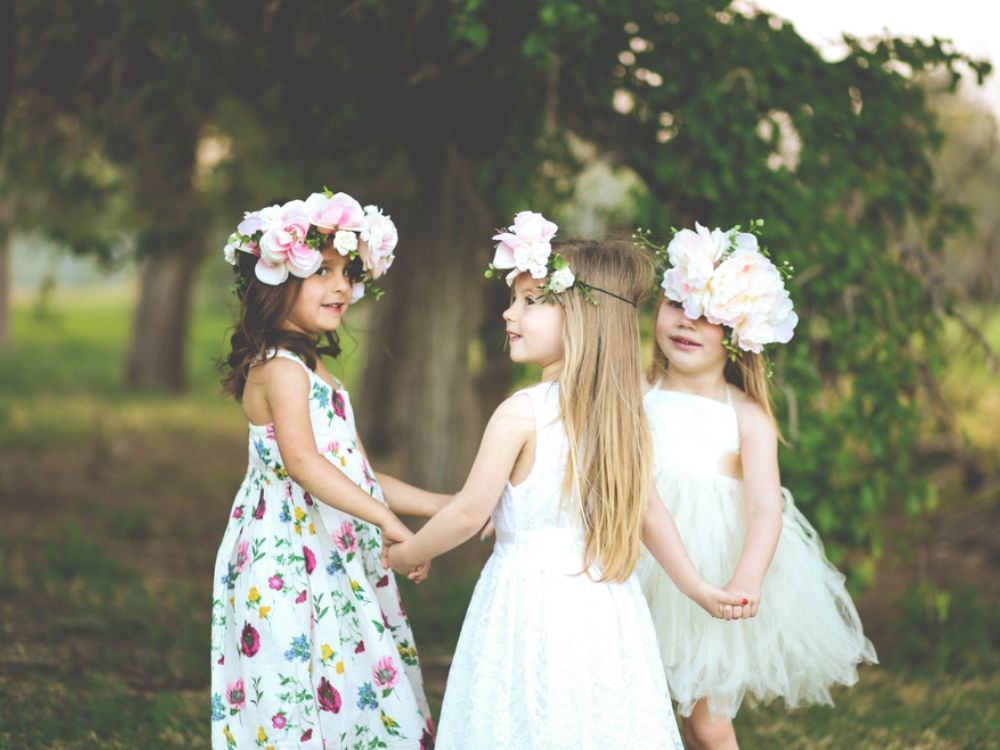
[
  {"xmin": 638, "ymin": 220, "xmax": 798, "ymax": 353},
  {"xmin": 486, "ymin": 211, "xmax": 577, "ymax": 294},
  {"xmin": 223, "ymin": 188, "xmax": 398, "ymax": 301}
]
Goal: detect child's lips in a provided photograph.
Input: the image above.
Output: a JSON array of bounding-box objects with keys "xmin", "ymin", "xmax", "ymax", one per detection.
[
  {"xmin": 322, "ymin": 302, "xmax": 345, "ymax": 313},
  {"xmin": 506, "ymin": 330, "xmax": 522, "ymax": 343},
  {"xmin": 670, "ymin": 335, "xmax": 701, "ymax": 349}
]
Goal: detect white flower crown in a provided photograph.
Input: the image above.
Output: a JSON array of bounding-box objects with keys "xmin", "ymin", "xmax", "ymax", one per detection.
[{"xmin": 639, "ymin": 220, "xmax": 798, "ymax": 353}]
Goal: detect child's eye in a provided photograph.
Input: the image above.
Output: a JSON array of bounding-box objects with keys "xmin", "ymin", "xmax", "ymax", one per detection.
[
  {"xmin": 525, "ymin": 296, "xmax": 537, "ymax": 306},
  {"xmin": 315, "ymin": 267, "xmax": 329, "ymax": 277},
  {"xmin": 668, "ymin": 299, "xmax": 683, "ymax": 309}
]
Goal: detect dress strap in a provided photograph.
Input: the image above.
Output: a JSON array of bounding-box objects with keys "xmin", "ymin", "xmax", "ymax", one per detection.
[{"xmin": 725, "ymin": 384, "xmax": 734, "ymax": 408}]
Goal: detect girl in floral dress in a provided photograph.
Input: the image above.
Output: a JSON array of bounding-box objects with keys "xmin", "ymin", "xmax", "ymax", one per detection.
[
  {"xmin": 211, "ymin": 190, "xmax": 437, "ymax": 750},
  {"xmin": 638, "ymin": 223, "xmax": 876, "ymax": 750},
  {"xmin": 386, "ymin": 213, "xmax": 750, "ymax": 750}
]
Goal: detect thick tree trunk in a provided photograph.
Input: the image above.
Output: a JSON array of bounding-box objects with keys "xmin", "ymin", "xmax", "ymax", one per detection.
[
  {"xmin": 125, "ymin": 241, "xmax": 202, "ymax": 392},
  {"xmin": 357, "ymin": 175, "xmax": 509, "ymax": 491}
]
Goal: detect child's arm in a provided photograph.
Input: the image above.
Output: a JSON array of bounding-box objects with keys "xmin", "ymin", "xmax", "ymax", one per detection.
[
  {"xmin": 375, "ymin": 472, "xmax": 450, "ymax": 518},
  {"xmin": 386, "ymin": 394, "xmax": 533, "ymax": 568},
  {"xmin": 265, "ymin": 360, "xmax": 413, "ymax": 544},
  {"xmin": 727, "ymin": 401, "xmax": 784, "ymax": 616},
  {"xmin": 643, "ymin": 489, "xmax": 750, "ymax": 619}
]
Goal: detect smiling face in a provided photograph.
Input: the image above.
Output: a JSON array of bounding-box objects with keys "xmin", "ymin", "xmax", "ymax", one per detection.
[
  {"xmin": 502, "ymin": 272, "xmax": 565, "ymax": 377},
  {"xmin": 282, "ymin": 247, "xmax": 355, "ymax": 335},
  {"xmin": 654, "ymin": 296, "xmax": 728, "ymax": 377}
]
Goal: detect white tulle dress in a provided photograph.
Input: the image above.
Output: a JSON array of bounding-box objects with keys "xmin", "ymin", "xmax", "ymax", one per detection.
[
  {"xmin": 640, "ymin": 385, "xmax": 877, "ymax": 719},
  {"xmin": 435, "ymin": 382, "xmax": 684, "ymax": 750}
]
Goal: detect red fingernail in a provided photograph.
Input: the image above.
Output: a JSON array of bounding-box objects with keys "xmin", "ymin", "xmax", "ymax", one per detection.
[{"xmin": 742, "ymin": 598, "xmax": 749, "ymax": 605}]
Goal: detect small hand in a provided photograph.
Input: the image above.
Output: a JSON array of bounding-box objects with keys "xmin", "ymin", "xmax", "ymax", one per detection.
[
  {"xmin": 407, "ymin": 559, "xmax": 432, "ymax": 584},
  {"xmin": 478, "ymin": 518, "xmax": 495, "ymax": 541}
]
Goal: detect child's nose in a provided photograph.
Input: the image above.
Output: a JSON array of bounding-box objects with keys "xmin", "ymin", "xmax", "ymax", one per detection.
[{"xmin": 502, "ymin": 305, "xmax": 515, "ymax": 322}]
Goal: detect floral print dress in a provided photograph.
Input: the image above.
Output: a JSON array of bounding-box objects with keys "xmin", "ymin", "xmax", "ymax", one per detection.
[{"xmin": 211, "ymin": 349, "xmax": 433, "ymax": 749}]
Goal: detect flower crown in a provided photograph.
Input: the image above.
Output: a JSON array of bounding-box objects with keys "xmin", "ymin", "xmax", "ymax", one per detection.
[
  {"xmin": 485, "ymin": 210, "xmax": 634, "ymax": 305},
  {"xmin": 223, "ymin": 188, "xmax": 398, "ymax": 302},
  {"xmin": 637, "ymin": 220, "xmax": 798, "ymax": 354}
]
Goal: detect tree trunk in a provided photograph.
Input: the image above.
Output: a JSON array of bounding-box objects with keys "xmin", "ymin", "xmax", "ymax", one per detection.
[
  {"xmin": 357, "ymin": 175, "xmax": 509, "ymax": 491},
  {"xmin": 125, "ymin": 241, "xmax": 202, "ymax": 392}
]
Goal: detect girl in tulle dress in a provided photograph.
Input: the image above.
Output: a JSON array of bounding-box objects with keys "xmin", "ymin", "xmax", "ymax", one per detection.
[
  {"xmin": 385, "ymin": 213, "xmax": 749, "ymax": 750},
  {"xmin": 211, "ymin": 190, "xmax": 436, "ymax": 750},
  {"xmin": 639, "ymin": 223, "xmax": 877, "ymax": 750}
]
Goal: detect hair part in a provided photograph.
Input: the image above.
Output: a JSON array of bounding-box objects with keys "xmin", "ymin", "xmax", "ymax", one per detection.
[
  {"xmin": 221, "ymin": 251, "xmax": 342, "ymax": 399},
  {"xmin": 552, "ymin": 239, "xmax": 655, "ymax": 583}
]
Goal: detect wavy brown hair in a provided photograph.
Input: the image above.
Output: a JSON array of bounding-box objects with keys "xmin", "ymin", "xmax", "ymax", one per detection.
[
  {"xmin": 647, "ymin": 295, "xmax": 778, "ymax": 428},
  {"xmin": 551, "ymin": 239, "xmax": 655, "ymax": 583},
  {"xmin": 221, "ymin": 251, "xmax": 351, "ymax": 400}
]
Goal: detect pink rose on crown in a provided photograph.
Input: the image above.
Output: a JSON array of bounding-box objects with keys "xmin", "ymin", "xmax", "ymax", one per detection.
[
  {"xmin": 256, "ymin": 202, "xmax": 322, "ymax": 285},
  {"xmin": 661, "ymin": 223, "xmax": 738, "ymax": 319},
  {"xmin": 305, "ymin": 191, "xmax": 365, "ymax": 235},
  {"xmin": 492, "ymin": 211, "xmax": 559, "ymax": 284}
]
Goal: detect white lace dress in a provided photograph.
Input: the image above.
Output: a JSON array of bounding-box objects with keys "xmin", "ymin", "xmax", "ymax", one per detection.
[
  {"xmin": 640, "ymin": 386, "xmax": 877, "ymax": 719},
  {"xmin": 435, "ymin": 382, "xmax": 684, "ymax": 750}
]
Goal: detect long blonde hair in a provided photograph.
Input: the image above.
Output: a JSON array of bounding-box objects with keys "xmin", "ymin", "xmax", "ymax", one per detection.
[
  {"xmin": 554, "ymin": 239, "xmax": 654, "ymax": 583},
  {"xmin": 647, "ymin": 295, "xmax": 779, "ymax": 430}
]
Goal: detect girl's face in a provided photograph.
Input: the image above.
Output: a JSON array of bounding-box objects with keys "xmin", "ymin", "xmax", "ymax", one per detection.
[
  {"xmin": 283, "ymin": 248, "xmax": 355, "ymax": 335},
  {"xmin": 503, "ymin": 273, "xmax": 564, "ymax": 374},
  {"xmin": 654, "ymin": 297, "xmax": 728, "ymax": 376}
]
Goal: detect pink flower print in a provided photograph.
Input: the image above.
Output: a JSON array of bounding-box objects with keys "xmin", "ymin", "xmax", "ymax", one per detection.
[
  {"xmin": 373, "ymin": 656, "xmax": 399, "ymax": 689},
  {"xmin": 231, "ymin": 506, "xmax": 243, "ymax": 520},
  {"xmin": 376, "ymin": 575, "xmax": 389, "ymax": 588},
  {"xmin": 334, "ymin": 522, "xmax": 358, "ymax": 554},
  {"xmin": 226, "ymin": 678, "xmax": 246, "ymax": 710},
  {"xmin": 420, "ymin": 716, "xmax": 436, "ymax": 750},
  {"xmin": 304, "ymin": 492, "xmax": 314, "ymax": 506},
  {"xmin": 266, "ymin": 423, "xmax": 276, "ymax": 441},
  {"xmin": 235, "ymin": 540, "xmax": 250, "ymax": 572},
  {"xmin": 332, "ymin": 391, "xmax": 346, "ymax": 420},
  {"xmin": 382, "ymin": 610, "xmax": 391, "ymax": 629},
  {"xmin": 301, "ymin": 729, "xmax": 313, "ymax": 742},
  {"xmin": 354, "ymin": 641, "xmax": 365, "ymax": 654},
  {"xmin": 240, "ymin": 623, "xmax": 260, "ymax": 657},
  {"xmin": 272, "ymin": 713, "xmax": 286, "ymax": 729},
  {"xmin": 295, "ymin": 589, "xmax": 308, "ymax": 604},
  {"xmin": 325, "ymin": 441, "xmax": 340, "ymax": 454},
  {"xmin": 316, "ymin": 677, "xmax": 342, "ymax": 713},
  {"xmin": 303, "ymin": 545, "xmax": 316, "ymax": 575},
  {"xmin": 254, "ymin": 495, "xmax": 266, "ymax": 520},
  {"xmin": 268, "ymin": 575, "xmax": 284, "ymax": 591}
]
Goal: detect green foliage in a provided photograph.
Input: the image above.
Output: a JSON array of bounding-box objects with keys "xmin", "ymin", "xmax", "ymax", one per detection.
[{"xmin": 888, "ymin": 582, "xmax": 1000, "ymax": 677}]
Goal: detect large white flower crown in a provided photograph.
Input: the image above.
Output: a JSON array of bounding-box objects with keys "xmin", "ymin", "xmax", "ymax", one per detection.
[
  {"xmin": 485, "ymin": 210, "xmax": 635, "ymax": 306},
  {"xmin": 636, "ymin": 220, "xmax": 798, "ymax": 354},
  {"xmin": 223, "ymin": 188, "xmax": 398, "ymax": 302}
]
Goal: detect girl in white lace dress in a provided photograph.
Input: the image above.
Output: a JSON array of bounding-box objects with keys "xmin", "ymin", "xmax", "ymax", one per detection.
[
  {"xmin": 212, "ymin": 192, "xmax": 438, "ymax": 749},
  {"xmin": 639, "ymin": 223, "xmax": 876, "ymax": 750},
  {"xmin": 386, "ymin": 214, "xmax": 748, "ymax": 750}
]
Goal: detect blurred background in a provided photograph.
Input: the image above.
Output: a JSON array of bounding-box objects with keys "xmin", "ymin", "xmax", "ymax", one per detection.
[{"xmin": 1, "ymin": 1, "xmax": 998, "ymax": 748}]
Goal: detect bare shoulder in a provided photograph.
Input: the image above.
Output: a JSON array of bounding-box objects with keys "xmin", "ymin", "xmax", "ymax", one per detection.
[
  {"xmin": 731, "ymin": 389, "xmax": 776, "ymax": 443},
  {"xmin": 491, "ymin": 390, "xmax": 535, "ymax": 427},
  {"xmin": 250, "ymin": 356, "xmax": 310, "ymax": 393}
]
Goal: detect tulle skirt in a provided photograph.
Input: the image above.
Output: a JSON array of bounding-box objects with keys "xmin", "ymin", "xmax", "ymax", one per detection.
[{"xmin": 639, "ymin": 472, "xmax": 877, "ymax": 718}]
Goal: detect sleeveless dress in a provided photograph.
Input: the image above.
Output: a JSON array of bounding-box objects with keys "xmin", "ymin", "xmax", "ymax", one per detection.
[
  {"xmin": 640, "ymin": 386, "xmax": 877, "ymax": 719},
  {"xmin": 210, "ymin": 349, "xmax": 434, "ymax": 750},
  {"xmin": 434, "ymin": 382, "xmax": 684, "ymax": 750}
]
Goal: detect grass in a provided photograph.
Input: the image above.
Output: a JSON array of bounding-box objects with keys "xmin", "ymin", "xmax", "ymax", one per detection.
[{"xmin": 0, "ymin": 288, "xmax": 998, "ymax": 749}]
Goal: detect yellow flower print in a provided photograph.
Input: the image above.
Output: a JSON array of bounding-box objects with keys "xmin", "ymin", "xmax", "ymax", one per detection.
[
  {"xmin": 228, "ymin": 596, "xmax": 235, "ymax": 608},
  {"xmin": 321, "ymin": 643, "xmax": 334, "ymax": 663},
  {"xmin": 257, "ymin": 726, "xmax": 268, "ymax": 742},
  {"xmin": 336, "ymin": 660, "xmax": 345, "ymax": 674},
  {"xmin": 309, "ymin": 522, "xmax": 316, "ymax": 536},
  {"xmin": 350, "ymin": 579, "xmax": 362, "ymax": 593},
  {"xmin": 258, "ymin": 606, "xmax": 271, "ymax": 620},
  {"xmin": 294, "ymin": 507, "xmax": 306, "ymax": 522},
  {"xmin": 248, "ymin": 587, "xmax": 261, "ymax": 604},
  {"xmin": 340, "ymin": 456, "xmax": 347, "ymax": 467},
  {"xmin": 381, "ymin": 711, "xmax": 400, "ymax": 730}
]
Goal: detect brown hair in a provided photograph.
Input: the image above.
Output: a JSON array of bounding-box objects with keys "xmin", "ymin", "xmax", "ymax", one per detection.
[
  {"xmin": 552, "ymin": 239, "xmax": 655, "ymax": 583},
  {"xmin": 221, "ymin": 251, "xmax": 345, "ymax": 400},
  {"xmin": 647, "ymin": 295, "xmax": 778, "ymax": 428}
]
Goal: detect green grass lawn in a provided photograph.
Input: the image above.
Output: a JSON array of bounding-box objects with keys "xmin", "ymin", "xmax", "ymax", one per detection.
[{"xmin": 1, "ymin": 289, "xmax": 998, "ymax": 749}]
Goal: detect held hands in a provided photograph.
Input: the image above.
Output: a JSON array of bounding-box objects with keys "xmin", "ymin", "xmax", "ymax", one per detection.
[
  {"xmin": 379, "ymin": 513, "xmax": 431, "ymax": 584},
  {"xmin": 380, "ymin": 537, "xmax": 432, "ymax": 585},
  {"xmin": 692, "ymin": 580, "xmax": 757, "ymax": 621},
  {"xmin": 721, "ymin": 578, "xmax": 762, "ymax": 620}
]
